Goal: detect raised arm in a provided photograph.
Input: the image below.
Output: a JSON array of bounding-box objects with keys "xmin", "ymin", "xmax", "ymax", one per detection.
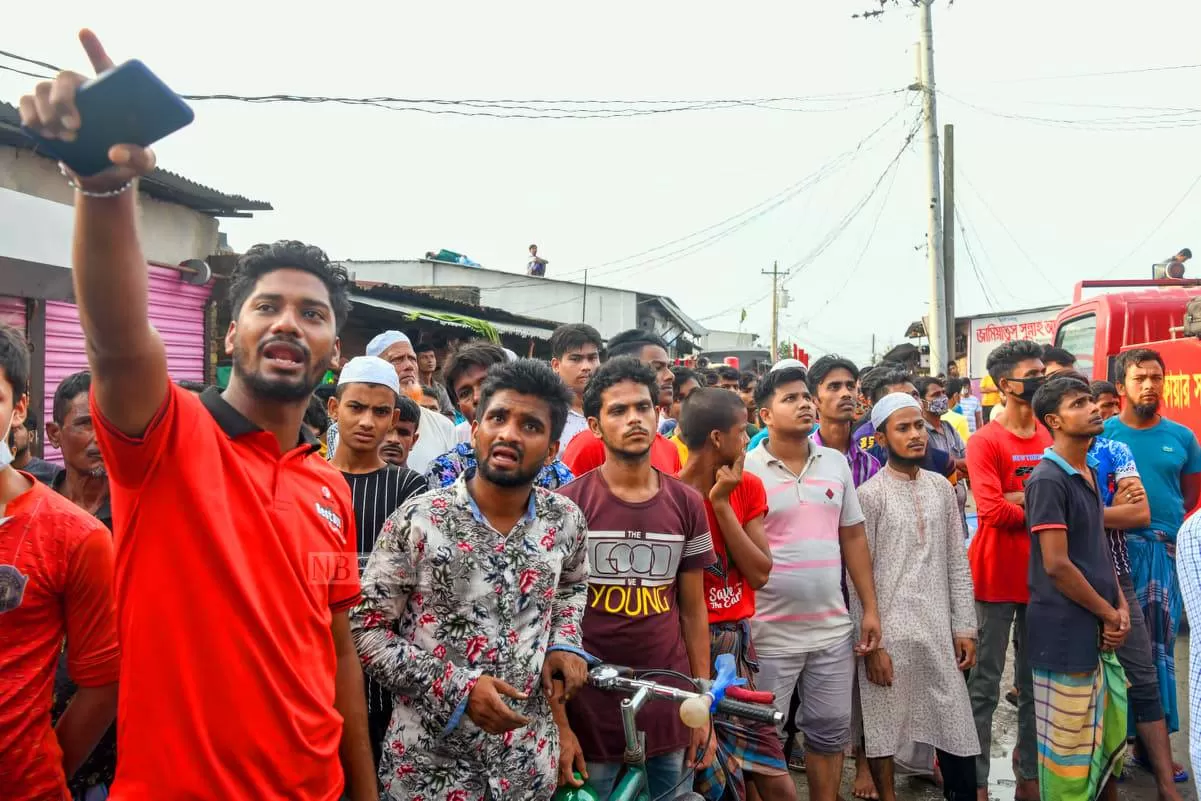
[{"xmin": 19, "ymin": 30, "xmax": 167, "ymax": 437}]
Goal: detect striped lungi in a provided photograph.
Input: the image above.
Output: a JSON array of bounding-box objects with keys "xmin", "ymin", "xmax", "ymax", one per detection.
[
  {"xmin": 1032, "ymin": 650, "xmax": 1128, "ymax": 801},
  {"xmin": 1127, "ymin": 530, "xmax": 1182, "ymax": 733},
  {"xmin": 695, "ymin": 620, "xmax": 788, "ymax": 801}
]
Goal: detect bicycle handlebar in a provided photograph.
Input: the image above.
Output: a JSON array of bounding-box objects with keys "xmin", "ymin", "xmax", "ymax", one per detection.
[{"xmin": 586, "ymin": 664, "xmax": 782, "ymax": 726}]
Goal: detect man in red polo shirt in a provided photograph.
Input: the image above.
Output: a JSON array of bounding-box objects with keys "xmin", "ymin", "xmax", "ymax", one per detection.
[
  {"xmin": 965, "ymin": 340, "xmax": 1050, "ymax": 801},
  {"xmin": 20, "ymin": 33, "xmax": 376, "ymax": 801},
  {"xmin": 0, "ymin": 324, "xmax": 121, "ymax": 801},
  {"xmin": 561, "ymin": 329, "xmax": 682, "ymax": 475}
]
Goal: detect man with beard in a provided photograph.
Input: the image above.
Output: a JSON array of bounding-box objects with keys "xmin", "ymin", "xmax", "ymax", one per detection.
[
  {"xmin": 1027, "ymin": 376, "xmax": 1130, "ymax": 801},
  {"xmin": 852, "ymin": 393, "xmax": 979, "ymax": 801},
  {"xmin": 965, "ymin": 339, "xmax": 1050, "ymax": 801},
  {"xmin": 0, "ymin": 324, "xmax": 120, "ymax": 801},
  {"xmin": 1103, "ymin": 349, "xmax": 1201, "ymax": 766},
  {"xmin": 10, "ymin": 409, "xmax": 58, "ymax": 485},
  {"xmin": 352, "ymin": 359, "xmax": 588, "ymax": 800},
  {"xmin": 327, "ymin": 357, "xmax": 428, "ymax": 766},
  {"xmin": 556, "ymin": 357, "xmax": 717, "ymax": 799},
  {"xmin": 19, "ymin": 32, "xmax": 376, "ymax": 800},
  {"xmin": 560, "ymin": 330, "xmax": 682, "ymax": 476},
  {"xmin": 678, "ymin": 388, "xmax": 795, "ymax": 801},
  {"xmin": 47, "ymin": 372, "xmax": 111, "ymax": 529},
  {"xmin": 550, "ymin": 323, "xmax": 603, "ymax": 450},
  {"xmin": 743, "ymin": 359, "xmax": 881, "ymax": 801},
  {"xmin": 428, "ymin": 342, "xmax": 572, "ymax": 489},
  {"xmin": 364, "ymin": 330, "xmax": 457, "ymax": 475}
]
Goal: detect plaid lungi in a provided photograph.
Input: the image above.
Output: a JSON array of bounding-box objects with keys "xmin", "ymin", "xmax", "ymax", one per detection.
[
  {"xmin": 695, "ymin": 620, "xmax": 788, "ymax": 801},
  {"xmin": 1033, "ymin": 650, "xmax": 1127, "ymax": 801}
]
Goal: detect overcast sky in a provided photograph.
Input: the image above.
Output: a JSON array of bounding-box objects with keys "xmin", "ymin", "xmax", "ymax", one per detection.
[{"xmin": 4, "ymin": 1, "xmax": 1199, "ymax": 365}]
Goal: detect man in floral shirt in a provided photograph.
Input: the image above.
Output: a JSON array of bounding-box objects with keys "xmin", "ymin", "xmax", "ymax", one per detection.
[
  {"xmin": 352, "ymin": 359, "xmax": 590, "ymax": 801},
  {"xmin": 428, "ymin": 341, "xmax": 574, "ymax": 490}
]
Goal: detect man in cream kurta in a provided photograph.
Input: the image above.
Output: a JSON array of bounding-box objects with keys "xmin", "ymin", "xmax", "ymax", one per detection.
[{"xmin": 849, "ymin": 393, "xmax": 980, "ymax": 801}]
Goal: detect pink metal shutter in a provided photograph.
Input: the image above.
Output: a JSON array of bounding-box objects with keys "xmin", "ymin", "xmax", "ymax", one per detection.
[
  {"xmin": 0, "ymin": 296, "xmax": 26, "ymax": 331},
  {"xmin": 42, "ymin": 266, "xmax": 211, "ymax": 464}
]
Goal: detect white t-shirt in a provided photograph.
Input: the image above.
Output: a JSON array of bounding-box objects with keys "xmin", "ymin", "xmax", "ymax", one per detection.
[
  {"xmin": 744, "ymin": 440, "xmax": 865, "ymax": 655},
  {"xmin": 408, "ymin": 407, "xmax": 458, "ymax": 474},
  {"xmin": 559, "ymin": 409, "xmax": 589, "ymax": 451}
]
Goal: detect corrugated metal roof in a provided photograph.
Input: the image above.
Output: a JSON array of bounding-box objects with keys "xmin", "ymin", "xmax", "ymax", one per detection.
[
  {"xmin": 352, "ymin": 281, "xmax": 561, "ymax": 340},
  {"xmin": 0, "ymin": 101, "xmax": 272, "ymax": 217}
]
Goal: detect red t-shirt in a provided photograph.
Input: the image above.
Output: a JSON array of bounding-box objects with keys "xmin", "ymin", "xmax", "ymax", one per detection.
[
  {"xmin": 966, "ymin": 420, "xmax": 1052, "ymax": 603},
  {"xmin": 557, "ymin": 469, "xmax": 715, "ymax": 762},
  {"xmin": 0, "ymin": 477, "xmax": 119, "ymax": 801},
  {"xmin": 92, "ymin": 385, "xmax": 360, "ymax": 801},
  {"xmin": 560, "ymin": 431, "xmax": 682, "ymax": 477},
  {"xmin": 701, "ymin": 472, "xmax": 769, "ymax": 625}
]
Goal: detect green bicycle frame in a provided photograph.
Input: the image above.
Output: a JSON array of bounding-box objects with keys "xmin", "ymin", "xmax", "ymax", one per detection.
[{"xmin": 610, "ymin": 686, "xmax": 653, "ymax": 801}]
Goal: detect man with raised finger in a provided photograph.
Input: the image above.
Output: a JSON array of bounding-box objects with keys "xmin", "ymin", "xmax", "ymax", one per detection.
[
  {"xmin": 19, "ymin": 32, "xmax": 377, "ymax": 800},
  {"xmin": 351, "ymin": 359, "xmax": 589, "ymax": 801}
]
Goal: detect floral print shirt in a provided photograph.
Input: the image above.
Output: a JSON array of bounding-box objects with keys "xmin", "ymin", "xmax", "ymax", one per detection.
[
  {"xmin": 351, "ymin": 474, "xmax": 590, "ymax": 801},
  {"xmin": 426, "ymin": 442, "xmax": 574, "ymax": 491}
]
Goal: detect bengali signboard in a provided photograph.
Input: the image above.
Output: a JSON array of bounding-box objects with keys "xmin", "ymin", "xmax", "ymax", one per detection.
[{"xmin": 968, "ymin": 307, "xmax": 1064, "ymax": 378}]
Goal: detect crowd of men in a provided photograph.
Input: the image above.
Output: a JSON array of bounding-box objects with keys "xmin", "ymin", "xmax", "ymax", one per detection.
[{"xmin": 7, "ymin": 36, "xmax": 1201, "ymax": 801}]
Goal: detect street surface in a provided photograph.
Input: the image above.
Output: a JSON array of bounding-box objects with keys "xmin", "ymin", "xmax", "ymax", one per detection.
[{"xmin": 787, "ymin": 635, "xmax": 1196, "ymax": 800}]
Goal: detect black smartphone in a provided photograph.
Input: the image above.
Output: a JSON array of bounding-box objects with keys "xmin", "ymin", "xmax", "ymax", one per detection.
[{"xmin": 22, "ymin": 59, "xmax": 194, "ymax": 177}]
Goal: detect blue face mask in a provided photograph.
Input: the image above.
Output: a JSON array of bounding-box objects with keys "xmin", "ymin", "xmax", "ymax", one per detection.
[{"xmin": 927, "ymin": 396, "xmax": 950, "ymax": 415}]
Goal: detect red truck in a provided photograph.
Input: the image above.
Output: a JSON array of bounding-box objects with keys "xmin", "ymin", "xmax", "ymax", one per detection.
[{"xmin": 1051, "ymin": 278, "xmax": 1201, "ymax": 433}]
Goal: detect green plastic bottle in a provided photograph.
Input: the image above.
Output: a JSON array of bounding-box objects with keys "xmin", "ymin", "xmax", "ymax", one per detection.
[{"xmin": 551, "ymin": 774, "xmax": 600, "ymax": 801}]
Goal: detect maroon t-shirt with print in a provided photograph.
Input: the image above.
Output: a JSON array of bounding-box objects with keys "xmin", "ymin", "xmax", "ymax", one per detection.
[{"xmin": 557, "ymin": 468, "xmax": 716, "ymax": 762}]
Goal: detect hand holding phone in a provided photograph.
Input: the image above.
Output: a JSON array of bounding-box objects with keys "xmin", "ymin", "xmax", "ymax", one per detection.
[{"xmin": 18, "ymin": 30, "xmax": 188, "ymax": 189}]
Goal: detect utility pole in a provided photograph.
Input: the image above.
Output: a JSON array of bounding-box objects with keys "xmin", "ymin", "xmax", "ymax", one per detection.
[
  {"xmin": 917, "ymin": 0, "xmax": 947, "ymax": 377},
  {"xmin": 581, "ymin": 269, "xmax": 589, "ymax": 322},
  {"xmin": 871, "ymin": 333, "xmax": 877, "ymax": 364},
  {"xmin": 942, "ymin": 123, "xmax": 955, "ymax": 373},
  {"xmin": 762, "ymin": 261, "xmax": 789, "ymax": 362}
]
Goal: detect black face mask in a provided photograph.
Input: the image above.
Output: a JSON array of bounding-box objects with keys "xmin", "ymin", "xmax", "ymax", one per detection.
[{"xmin": 1008, "ymin": 376, "xmax": 1045, "ymax": 403}]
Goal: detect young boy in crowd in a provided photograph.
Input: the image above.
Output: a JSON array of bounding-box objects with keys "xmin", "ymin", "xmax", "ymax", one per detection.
[
  {"xmin": 327, "ymin": 356, "xmax": 429, "ymax": 764},
  {"xmin": 678, "ymin": 387, "xmax": 795, "ymax": 801}
]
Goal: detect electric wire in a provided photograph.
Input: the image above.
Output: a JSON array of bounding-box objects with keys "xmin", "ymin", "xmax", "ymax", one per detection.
[
  {"xmin": 483, "ymin": 102, "xmax": 913, "ymax": 292},
  {"xmin": 1101, "ymin": 168, "xmax": 1201, "ymax": 277},
  {"xmin": 953, "ymin": 164, "xmax": 1062, "ymax": 299},
  {"xmin": 695, "ymin": 109, "xmax": 922, "ymax": 323}
]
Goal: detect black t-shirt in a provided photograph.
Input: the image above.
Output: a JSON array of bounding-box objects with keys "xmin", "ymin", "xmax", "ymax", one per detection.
[
  {"xmin": 340, "ymin": 465, "xmax": 428, "ymax": 716},
  {"xmin": 341, "ymin": 465, "xmax": 429, "ymax": 570},
  {"xmin": 1025, "ymin": 452, "xmax": 1119, "ymax": 673}
]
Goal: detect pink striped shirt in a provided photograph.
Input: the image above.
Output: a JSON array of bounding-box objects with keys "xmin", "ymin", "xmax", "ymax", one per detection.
[{"xmin": 745, "ymin": 440, "xmax": 865, "ymax": 655}]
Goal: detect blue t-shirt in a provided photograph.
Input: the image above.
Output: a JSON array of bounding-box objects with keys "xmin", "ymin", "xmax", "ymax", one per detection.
[
  {"xmin": 747, "ymin": 426, "xmax": 769, "ymax": 451},
  {"xmin": 1102, "ymin": 416, "xmax": 1201, "ymax": 537},
  {"xmin": 1089, "ymin": 436, "xmax": 1140, "ymax": 576}
]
